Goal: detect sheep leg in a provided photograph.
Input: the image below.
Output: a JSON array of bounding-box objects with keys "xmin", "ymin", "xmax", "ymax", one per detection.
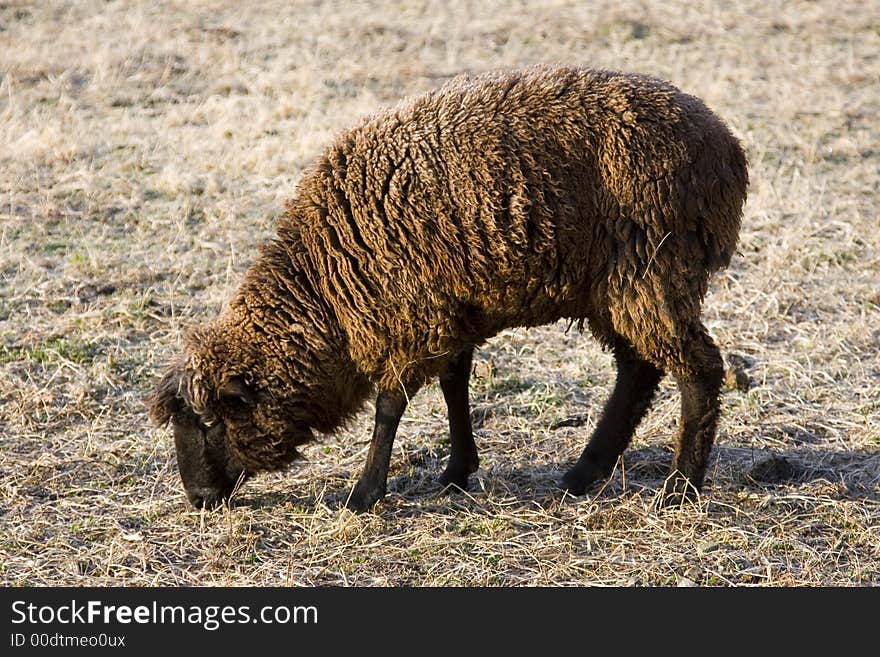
[
  {"xmin": 658, "ymin": 329, "xmax": 724, "ymax": 508},
  {"xmin": 562, "ymin": 341, "xmax": 663, "ymax": 495},
  {"xmin": 347, "ymin": 388, "xmax": 408, "ymax": 512},
  {"xmin": 438, "ymin": 346, "xmax": 479, "ymax": 491}
]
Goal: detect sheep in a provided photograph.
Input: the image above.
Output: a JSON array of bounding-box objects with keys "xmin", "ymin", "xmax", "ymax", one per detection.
[{"xmin": 147, "ymin": 64, "xmax": 748, "ymax": 512}]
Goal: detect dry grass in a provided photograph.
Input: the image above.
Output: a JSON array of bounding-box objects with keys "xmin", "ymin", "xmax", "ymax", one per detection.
[{"xmin": 1, "ymin": 0, "xmax": 878, "ymax": 587}]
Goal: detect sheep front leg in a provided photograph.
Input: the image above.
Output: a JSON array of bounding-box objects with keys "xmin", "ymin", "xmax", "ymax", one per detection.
[
  {"xmin": 347, "ymin": 389, "xmax": 408, "ymax": 512},
  {"xmin": 438, "ymin": 346, "xmax": 479, "ymax": 491}
]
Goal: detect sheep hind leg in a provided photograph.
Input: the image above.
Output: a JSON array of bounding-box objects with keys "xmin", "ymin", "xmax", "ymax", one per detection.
[
  {"xmin": 658, "ymin": 326, "xmax": 724, "ymax": 509},
  {"xmin": 438, "ymin": 346, "xmax": 479, "ymax": 491},
  {"xmin": 562, "ymin": 339, "xmax": 663, "ymax": 495},
  {"xmin": 347, "ymin": 388, "xmax": 408, "ymax": 513}
]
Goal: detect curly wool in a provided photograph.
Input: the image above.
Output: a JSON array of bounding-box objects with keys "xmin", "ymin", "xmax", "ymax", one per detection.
[{"xmin": 156, "ymin": 64, "xmax": 747, "ymax": 472}]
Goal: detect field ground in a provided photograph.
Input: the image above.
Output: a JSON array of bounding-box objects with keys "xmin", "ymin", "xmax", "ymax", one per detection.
[{"xmin": 1, "ymin": 0, "xmax": 878, "ymax": 586}]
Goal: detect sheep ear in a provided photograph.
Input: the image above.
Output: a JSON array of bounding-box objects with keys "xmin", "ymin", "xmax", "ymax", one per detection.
[
  {"xmin": 146, "ymin": 362, "xmax": 183, "ymax": 426},
  {"xmin": 218, "ymin": 376, "xmax": 255, "ymax": 407}
]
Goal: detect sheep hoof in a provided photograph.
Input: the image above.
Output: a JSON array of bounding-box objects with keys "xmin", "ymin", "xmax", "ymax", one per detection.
[
  {"xmin": 561, "ymin": 461, "xmax": 607, "ymax": 496},
  {"xmin": 438, "ymin": 459, "xmax": 477, "ymax": 492},
  {"xmin": 346, "ymin": 481, "xmax": 386, "ymax": 513},
  {"xmin": 438, "ymin": 469, "xmax": 471, "ymax": 492},
  {"xmin": 655, "ymin": 476, "xmax": 700, "ymax": 510},
  {"xmin": 560, "ymin": 471, "xmax": 589, "ymax": 496}
]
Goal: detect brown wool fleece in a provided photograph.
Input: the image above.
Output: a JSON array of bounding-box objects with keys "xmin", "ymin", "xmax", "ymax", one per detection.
[{"xmin": 149, "ymin": 64, "xmax": 747, "ymax": 473}]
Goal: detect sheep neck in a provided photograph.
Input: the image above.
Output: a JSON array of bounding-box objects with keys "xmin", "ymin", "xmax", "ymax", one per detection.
[{"xmin": 228, "ymin": 238, "xmax": 370, "ymax": 434}]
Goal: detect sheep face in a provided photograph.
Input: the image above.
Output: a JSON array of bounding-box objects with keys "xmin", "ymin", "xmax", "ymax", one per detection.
[
  {"xmin": 148, "ymin": 360, "xmax": 313, "ymax": 508},
  {"xmin": 171, "ymin": 404, "xmax": 247, "ymax": 509},
  {"xmin": 146, "ymin": 364, "xmax": 247, "ymax": 508}
]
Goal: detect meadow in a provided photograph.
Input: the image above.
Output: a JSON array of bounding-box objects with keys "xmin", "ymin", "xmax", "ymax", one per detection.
[{"xmin": 1, "ymin": 0, "xmax": 877, "ymax": 585}]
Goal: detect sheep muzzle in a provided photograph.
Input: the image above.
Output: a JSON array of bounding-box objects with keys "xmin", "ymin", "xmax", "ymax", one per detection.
[{"xmin": 172, "ymin": 410, "xmax": 247, "ymax": 509}]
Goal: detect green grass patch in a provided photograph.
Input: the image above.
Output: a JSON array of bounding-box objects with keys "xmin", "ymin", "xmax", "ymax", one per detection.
[{"xmin": 0, "ymin": 337, "xmax": 93, "ymax": 365}]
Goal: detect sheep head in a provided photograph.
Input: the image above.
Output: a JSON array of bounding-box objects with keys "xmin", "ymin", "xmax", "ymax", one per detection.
[{"xmin": 146, "ymin": 323, "xmax": 313, "ymax": 509}]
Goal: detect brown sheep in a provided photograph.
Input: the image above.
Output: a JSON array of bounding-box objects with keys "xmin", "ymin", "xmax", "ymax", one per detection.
[{"xmin": 147, "ymin": 64, "xmax": 748, "ymax": 512}]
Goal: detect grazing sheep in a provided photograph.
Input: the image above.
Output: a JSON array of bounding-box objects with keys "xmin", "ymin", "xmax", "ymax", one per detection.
[{"xmin": 147, "ymin": 64, "xmax": 748, "ymax": 512}]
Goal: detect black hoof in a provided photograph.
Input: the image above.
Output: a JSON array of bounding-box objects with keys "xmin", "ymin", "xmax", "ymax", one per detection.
[
  {"xmin": 561, "ymin": 470, "xmax": 589, "ymax": 496},
  {"xmin": 438, "ymin": 467, "xmax": 472, "ymax": 492},
  {"xmin": 346, "ymin": 480, "xmax": 386, "ymax": 513},
  {"xmin": 655, "ymin": 475, "xmax": 700, "ymax": 510},
  {"xmin": 561, "ymin": 458, "xmax": 609, "ymax": 496},
  {"xmin": 438, "ymin": 456, "xmax": 477, "ymax": 493}
]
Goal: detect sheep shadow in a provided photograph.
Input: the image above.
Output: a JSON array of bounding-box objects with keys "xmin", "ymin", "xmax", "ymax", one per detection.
[
  {"xmin": 229, "ymin": 443, "xmax": 879, "ymax": 513},
  {"xmin": 386, "ymin": 443, "xmax": 880, "ymax": 512},
  {"xmin": 233, "ymin": 490, "xmax": 320, "ymax": 510},
  {"xmin": 711, "ymin": 445, "xmax": 880, "ymax": 500}
]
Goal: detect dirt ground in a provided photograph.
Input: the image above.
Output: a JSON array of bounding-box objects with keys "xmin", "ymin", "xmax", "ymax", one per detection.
[{"xmin": 1, "ymin": 0, "xmax": 877, "ymax": 585}]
